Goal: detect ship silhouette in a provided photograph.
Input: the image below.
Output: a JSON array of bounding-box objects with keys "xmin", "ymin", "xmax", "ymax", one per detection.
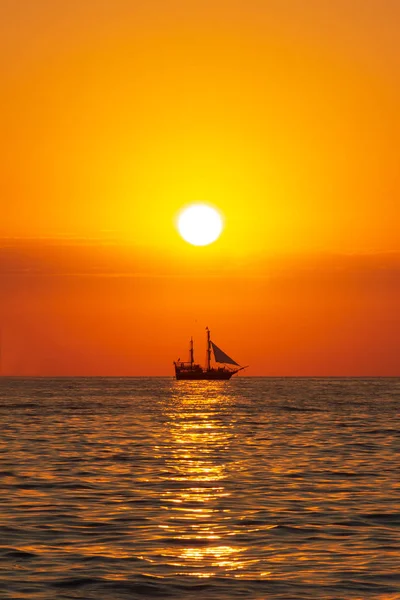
[{"xmin": 174, "ymin": 327, "xmax": 247, "ymax": 380}]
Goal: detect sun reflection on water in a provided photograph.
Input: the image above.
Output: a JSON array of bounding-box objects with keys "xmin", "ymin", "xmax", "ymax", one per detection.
[{"xmin": 157, "ymin": 381, "xmax": 253, "ymax": 577}]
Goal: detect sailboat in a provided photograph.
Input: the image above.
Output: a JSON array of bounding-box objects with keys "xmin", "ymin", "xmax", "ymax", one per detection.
[{"xmin": 174, "ymin": 328, "xmax": 247, "ymax": 380}]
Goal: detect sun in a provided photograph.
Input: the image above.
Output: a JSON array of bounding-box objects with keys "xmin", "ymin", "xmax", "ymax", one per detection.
[{"xmin": 177, "ymin": 203, "xmax": 224, "ymax": 246}]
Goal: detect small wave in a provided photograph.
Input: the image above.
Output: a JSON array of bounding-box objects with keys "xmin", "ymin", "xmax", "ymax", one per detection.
[
  {"xmin": 365, "ymin": 428, "xmax": 400, "ymax": 435},
  {"xmin": 271, "ymin": 524, "xmax": 321, "ymax": 535},
  {"xmin": 0, "ymin": 469, "xmax": 15, "ymax": 476},
  {"xmin": 2, "ymin": 548, "xmax": 36, "ymax": 559},
  {"xmin": 101, "ymin": 580, "xmax": 175, "ymax": 597},
  {"xmin": 73, "ymin": 521, "xmax": 117, "ymax": 529},
  {"xmin": 326, "ymin": 470, "xmax": 376, "ymax": 478},
  {"xmin": 280, "ymin": 405, "xmax": 325, "ymax": 412},
  {"xmin": 331, "ymin": 518, "xmax": 367, "ymax": 527},
  {"xmin": 0, "ymin": 402, "xmax": 38, "ymax": 408},
  {"xmin": 51, "ymin": 576, "xmax": 102, "ymax": 588},
  {"xmin": 58, "ymin": 482, "xmax": 97, "ymax": 490},
  {"xmin": 14, "ymin": 482, "xmax": 56, "ymax": 490},
  {"xmin": 335, "ymin": 579, "xmax": 400, "ymax": 594},
  {"xmin": 0, "ymin": 525, "xmax": 25, "ymax": 534},
  {"xmin": 51, "ymin": 576, "xmax": 178, "ymax": 596},
  {"xmin": 110, "ymin": 453, "xmax": 132, "ymax": 462},
  {"xmin": 361, "ymin": 513, "xmax": 400, "ymax": 526}
]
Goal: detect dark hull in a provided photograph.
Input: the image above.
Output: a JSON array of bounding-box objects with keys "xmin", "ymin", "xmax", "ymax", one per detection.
[{"xmin": 175, "ymin": 368, "xmax": 235, "ymax": 380}]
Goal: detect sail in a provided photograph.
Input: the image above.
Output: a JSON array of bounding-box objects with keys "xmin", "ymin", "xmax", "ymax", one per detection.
[{"xmin": 211, "ymin": 341, "xmax": 240, "ymax": 366}]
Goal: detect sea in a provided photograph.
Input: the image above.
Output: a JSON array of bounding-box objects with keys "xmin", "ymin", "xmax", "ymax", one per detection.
[{"xmin": 0, "ymin": 377, "xmax": 399, "ymax": 600}]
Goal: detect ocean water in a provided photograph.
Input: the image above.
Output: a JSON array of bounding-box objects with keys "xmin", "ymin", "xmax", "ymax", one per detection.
[{"xmin": 0, "ymin": 377, "xmax": 399, "ymax": 600}]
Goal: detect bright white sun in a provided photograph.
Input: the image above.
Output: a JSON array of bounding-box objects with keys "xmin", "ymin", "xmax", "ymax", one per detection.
[{"xmin": 177, "ymin": 203, "xmax": 223, "ymax": 246}]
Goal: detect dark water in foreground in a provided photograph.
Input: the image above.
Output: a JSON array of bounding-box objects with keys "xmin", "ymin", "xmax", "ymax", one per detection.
[{"xmin": 0, "ymin": 377, "xmax": 399, "ymax": 599}]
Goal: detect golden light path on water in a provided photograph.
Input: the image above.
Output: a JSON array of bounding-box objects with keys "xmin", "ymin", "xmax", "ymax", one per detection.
[{"xmin": 155, "ymin": 381, "xmax": 268, "ymax": 578}]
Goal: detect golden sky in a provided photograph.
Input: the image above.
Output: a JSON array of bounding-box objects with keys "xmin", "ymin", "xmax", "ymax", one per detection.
[{"xmin": 1, "ymin": 0, "xmax": 399, "ymax": 375}]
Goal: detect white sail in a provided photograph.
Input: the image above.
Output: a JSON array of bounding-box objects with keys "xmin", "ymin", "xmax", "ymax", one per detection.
[{"xmin": 211, "ymin": 341, "xmax": 240, "ymax": 366}]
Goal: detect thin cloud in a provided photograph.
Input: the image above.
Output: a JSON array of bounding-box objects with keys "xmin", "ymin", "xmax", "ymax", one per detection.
[{"xmin": 0, "ymin": 238, "xmax": 400, "ymax": 281}]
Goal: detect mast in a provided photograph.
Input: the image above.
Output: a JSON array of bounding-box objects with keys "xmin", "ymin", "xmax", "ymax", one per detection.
[
  {"xmin": 206, "ymin": 327, "xmax": 211, "ymax": 371},
  {"xmin": 190, "ymin": 337, "xmax": 194, "ymax": 368}
]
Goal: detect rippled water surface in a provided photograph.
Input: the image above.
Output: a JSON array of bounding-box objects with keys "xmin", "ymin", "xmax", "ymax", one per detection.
[{"xmin": 0, "ymin": 377, "xmax": 399, "ymax": 599}]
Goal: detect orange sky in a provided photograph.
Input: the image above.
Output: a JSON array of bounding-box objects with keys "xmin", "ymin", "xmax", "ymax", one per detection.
[{"xmin": 1, "ymin": 1, "xmax": 399, "ymax": 375}]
